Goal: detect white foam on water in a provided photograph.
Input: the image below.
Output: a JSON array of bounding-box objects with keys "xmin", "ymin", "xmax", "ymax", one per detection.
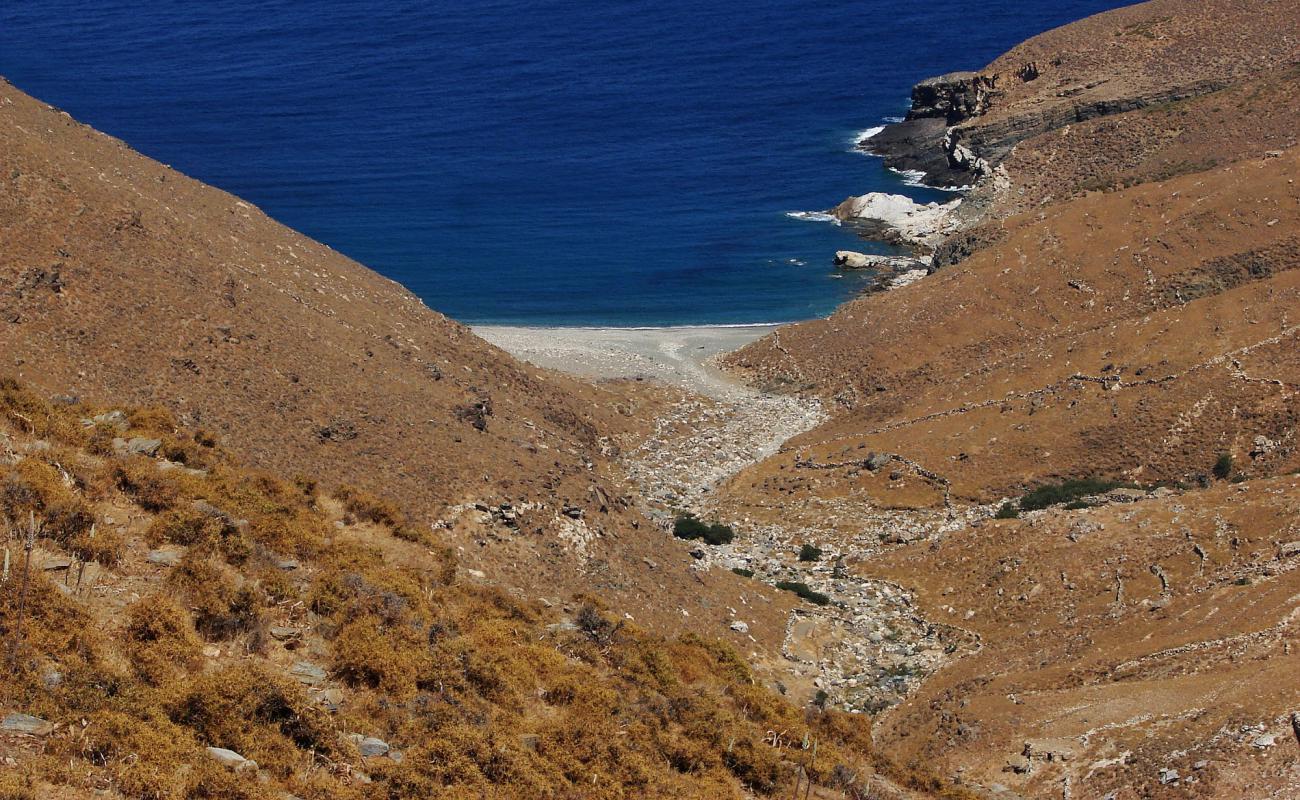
[
  {"xmin": 888, "ymin": 167, "xmax": 929, "ymax": 186},
  {"xmin": 887, "ymin": 166, "xmax": 971, "ymax": 193},
  {"xmin": 784, "ymin": 211, "xmax": 839, "ymax": 224},
  {"xmin": 854, "ymin": 125, "xmax": 885, "ymax": 144}
]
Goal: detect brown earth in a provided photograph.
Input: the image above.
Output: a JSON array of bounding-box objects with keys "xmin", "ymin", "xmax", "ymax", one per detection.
[
  {"xmin": 718, "ymin": 2, "xmax": 1300, "ymax": 796},
  {"xmin": 866, "ymin": 477, "xmax": 1300, "ymax": 798}
]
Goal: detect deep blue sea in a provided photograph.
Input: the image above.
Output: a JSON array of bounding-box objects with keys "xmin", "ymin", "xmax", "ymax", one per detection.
[{"xmin": 1, "ymin": 1, "xmax": 1127, "ymax": 326}]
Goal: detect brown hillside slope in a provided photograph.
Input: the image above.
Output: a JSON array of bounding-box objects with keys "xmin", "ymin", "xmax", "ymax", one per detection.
[
  {"xmin": 0, "ymin": 79, "xmax": 781, "ymax": 646},
  {"xmin": 0, "ymin": 382, "xmax": 945, "ymax": 800},
  {"xmin": 967, "ymin": 66, "xmax": 1300, "ymax": 222},
  {"xmin": 724, "ymin": 150, "xmax": 1300, "ymax": 517},
  {"xmin": 865, "ymin": 477, "xmax": 1300, "ymax": 798}
]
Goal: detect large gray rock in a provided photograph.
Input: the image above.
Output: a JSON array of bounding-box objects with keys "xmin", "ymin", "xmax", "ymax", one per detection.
[
  {"xmin": 127, "ymin": 437, "xmax": 163, "ymax": 456},
  {"xmin": 111, "ymin": 437, "xmax": 162, "ymax": 457},
  {"xmin": 1, "ymin": 713, "xmax": 54, "ymax": 736}
]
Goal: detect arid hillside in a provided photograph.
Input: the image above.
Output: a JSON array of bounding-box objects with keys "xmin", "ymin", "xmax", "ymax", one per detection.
[
  {"xmin": 716, "ymin": 1, "xmax": 1300, "ymax": 796},
  {"xmin": 0, "ymin": 77, "xmax": 785, "ymax": 645},
  {"xmin": 726, "ymin": 150, "xmax": 1300, "ymax": 508},
  {"xmin": 0, "ymin": 381, "xmax": 954, "ymax": 800},
  {"xmin": 868, "ymin": 476, "xmax": 1300, "ymax": 798}
]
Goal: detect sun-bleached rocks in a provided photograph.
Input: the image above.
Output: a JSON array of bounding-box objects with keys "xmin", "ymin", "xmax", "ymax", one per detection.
[{"xmin": 830, "ymin": 192, "xmax": 962, "ymax": 250}]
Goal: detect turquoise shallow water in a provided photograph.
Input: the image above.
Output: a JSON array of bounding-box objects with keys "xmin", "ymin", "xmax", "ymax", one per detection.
[{"xmin": 0, "ymin": 1, "xmax": 1127, "ymax": 325}]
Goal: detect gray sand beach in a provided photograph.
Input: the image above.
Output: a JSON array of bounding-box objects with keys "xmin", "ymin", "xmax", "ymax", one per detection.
[{"xmin": 473, "ymin": 324, "xmax": 782, "ymax": 399}]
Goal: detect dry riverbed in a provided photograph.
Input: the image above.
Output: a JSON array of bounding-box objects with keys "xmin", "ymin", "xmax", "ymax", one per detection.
[{"xmin": 477, "ymin": 323, "xmax": 957, "ymax": 715}]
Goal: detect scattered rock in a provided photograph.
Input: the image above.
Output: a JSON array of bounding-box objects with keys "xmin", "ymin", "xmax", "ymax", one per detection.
[
  {"xmin": 82, "ymin": 410, "xmax": 128, "ymax": 430},
  {"xmin": 1252, "ymin": 733, "xmax": 1276, "ymax": 749},
  {"xmin": 354, "ymin": 735, "xmax": 390, "ymax": 758},
  {"xmin": 206, "ymin": 746, "xmax": 258, "ymax": 773},
  {"xmin": 1159, "ymin": 768, "xmax": 1179, "ymax": 785},
  {"xmin": 316, "ymin": 418, "xmax": 358, "ymax": 443},
  {"xmin": 729, "ymin": 620, "xmax": 750, "ymax": 634},
  {"xmin": 126, "ymin": 437, "xmax": 162, "ymax": 456},
  {"xmin": 290, "ymin": 661, "xmax": 328, "ymax": 686},
  {"xmin": 865, "ymin": 452, "xmax": 891, "ymax": 471},
  {"xmin": 1, "ymin": 713, "xmax": 54, "ymax": 736},
  {"xmin": 269, "ymin": 626, "xmax": 300, "ymax": 641},
  {"xmin": 147, "ymin": 549, "xmax": 184, "ymax": 567}
]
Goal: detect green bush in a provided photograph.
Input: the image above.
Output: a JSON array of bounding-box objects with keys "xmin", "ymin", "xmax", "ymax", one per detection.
[
  {"xmin": 775, "ymin": 581, "xmax": 830, "ymax": 606},
  {"xmin": 1019, "ymin": 478, "xmax": 1123, "ymax": 511},
  {"xmin": 798, "ymin": 543, "xmax": 823, "ymax": 562},
  {"xmin": 1212, "ymin": 453, "xmax": 1234, "ymax": 480},
  {"xmin": 673, "ymin": 513, "xmax": 735, "ymax": 545},
  {"xmin": 731, "ymin": 567, "xmax": 754, "ymax": 578},
  {"xmin": 993, "ymin": 502, "xmax": 1019, "ymax": 519},
  {"xmin": 1063, "ymin": 500, "xmax": 1092, "ymax": 510}
]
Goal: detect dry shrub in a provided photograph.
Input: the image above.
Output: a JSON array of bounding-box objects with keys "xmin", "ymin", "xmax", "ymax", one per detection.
[
  {"xmin": 125, "ymin": 595, "xmax": 201, "ymax": 685},
  {"xmin": 71, "ymin": 523, "xmax": 125, "ymax": 566},
  {"xmin": 147, "ymin": 508, "xmax": 222, "ymax": 547},
  {"xmin": 0, "ymin": 571, "xmax": 97, "ymax": 705},
  {"xmin": 0, "ymin": 377, "xmax": 87, "ymax": 445},
  {"xmin": 52, "ymin": 707, "xmax": 283, "ymax": 799},
  {"xmin": 1, "ymin": 459, "xmax": 71, "ymax": 520},
  {"xmin": 332, "ymin": 616, "xmax": 430, "ymax": 697},
  {"xmin": 114, "ymin": 459, "xmax": 181, "ymax": 511},
  {"xmin": 167, "ymin": 664, "xmax": 338, "ymax": 777},
  {"xmin": 167, "ymin": 554, "xmax": 263, "ymax": 641},
  {"xmin": 334, "ymin": 484, "xmax": 404, "ymax": 527},
  {"xmin": 0, "ymin": 770, "xmax": 35, "ymax": 800},
  {"xmin": 126, "ymin": 406, "xmax": 177, "ymax": 436},
  {"xmin": 194, "ymin": 469, "xmax": 327, "ymax": 558}
]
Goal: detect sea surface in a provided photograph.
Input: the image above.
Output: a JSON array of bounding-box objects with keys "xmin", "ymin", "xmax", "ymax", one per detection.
[{"xmin": 1, "ymin": 1, "xmax": 1127, "ymax": 326}]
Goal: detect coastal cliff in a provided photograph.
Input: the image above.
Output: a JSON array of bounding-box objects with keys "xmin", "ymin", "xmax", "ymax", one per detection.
[{"xmin": 865, "ymin": 0, "xmax": 1298, "ymax": 212}]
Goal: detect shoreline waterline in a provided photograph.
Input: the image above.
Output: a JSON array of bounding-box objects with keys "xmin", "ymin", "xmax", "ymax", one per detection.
[{"xmin": 473, "ymin": 323, "xmax": 781, "ymax": 397}]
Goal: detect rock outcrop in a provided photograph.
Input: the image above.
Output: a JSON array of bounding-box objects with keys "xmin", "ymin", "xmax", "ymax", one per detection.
[{"xmin": 829, "ymin": 193, "xmax": 961, "ymax": 250}]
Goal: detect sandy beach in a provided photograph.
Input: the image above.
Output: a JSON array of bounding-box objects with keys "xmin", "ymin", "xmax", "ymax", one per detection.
[{"xmin": 473, "ymin": 324, "xmax": 782, "ymax": 398}]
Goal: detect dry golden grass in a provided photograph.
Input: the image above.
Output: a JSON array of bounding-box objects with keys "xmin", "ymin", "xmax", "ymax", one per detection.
[{"xmin": 0, "ymin": 380, "xmax": 968, "ymax": 799}]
